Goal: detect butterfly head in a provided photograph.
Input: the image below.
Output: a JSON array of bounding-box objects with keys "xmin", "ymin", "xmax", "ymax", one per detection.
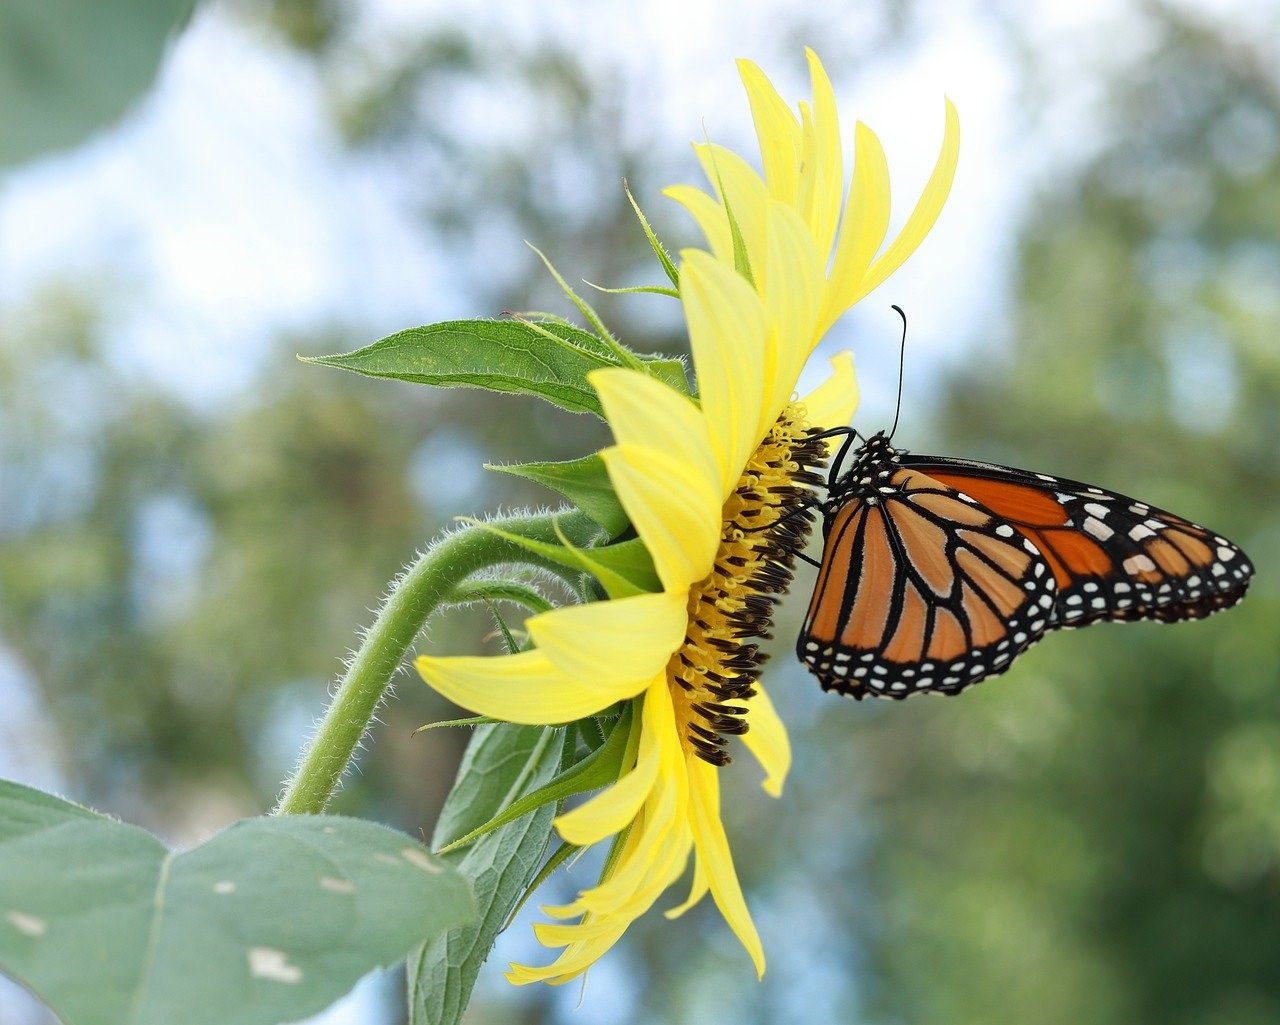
[{"xmin": 829, "ymin": 430, "xmax": 904, "ymax": 504}]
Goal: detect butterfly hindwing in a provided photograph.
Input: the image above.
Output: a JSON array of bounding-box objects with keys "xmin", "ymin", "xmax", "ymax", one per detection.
[
  {"xmin": 900, "ymin": 455, "xmax": 1254, "ymax": 627},
  {"xmin": 798, "ymin": 466, "xmax": 1057, "ymax": 698}
]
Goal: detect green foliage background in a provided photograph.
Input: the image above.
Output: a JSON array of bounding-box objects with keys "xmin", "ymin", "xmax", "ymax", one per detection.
[{"xmin": 1, "ymin": 2, "xmax": 1276, "ymax": 1023}]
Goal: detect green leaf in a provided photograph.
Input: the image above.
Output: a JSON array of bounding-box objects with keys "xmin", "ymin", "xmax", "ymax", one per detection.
[
  {"xmin": 487, "ymin": 453, "xmax": 629, "ymax": 537},
  {"xmin": 436, "ymin": 704, "xmax": 634, "ymax": 854},
  {"xmin": 408, "ymin": 724, "xmax": 564, "ymax": 1025},
  {"xmin": 0, "ymin": 780, "xmax": 473, "ymax": 1025},
  {"xmin": 302, "ymin": 319, "xmax": 625, "ymax": 417}
]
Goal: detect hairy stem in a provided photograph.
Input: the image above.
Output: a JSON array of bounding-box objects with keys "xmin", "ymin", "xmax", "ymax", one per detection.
[{"xmin": 275, "ymin": 510, "xmax": 599, "ymax": 815}]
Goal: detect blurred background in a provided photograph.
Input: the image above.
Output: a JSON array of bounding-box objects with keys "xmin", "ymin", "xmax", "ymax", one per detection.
[{"xmin": 1, "ymin": 0, "xmax": 1277, "ymax": 1022}]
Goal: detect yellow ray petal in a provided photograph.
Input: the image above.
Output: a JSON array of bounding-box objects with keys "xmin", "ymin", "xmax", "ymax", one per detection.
[
  {"xmin": 507, "ymin": 916, "xmax": 629, "ymax": 985},
  {"xmin": 554, "ymin": 699, "xmax": 692, "ymax": 921},
  {"xmin": 590, "ymin": 367, "xmax": 718, "ymax": 490},
  {"xmin": 761, "ymin": 201, "xmax": 825, "ymax": 431},
  {"xmin": 663, "ymin": 183, "xmax": 734, "ymax": 263},
  {"xmin": 800, "ymin": 350, "xmax": 860, "ymax": 438},
  {"xmin": 600, "ymin": 444, "xmax": 720, "ymax": 592},
  {"xmin": 554, "ymin": 677, "xmax": 667, "ymax": 846},
  {"xmin": 693, "ymin": 142, "xmax": 770, "ymax": 282},
  {"xmin": 680, "ymin": 250, "xmax": 768, "ymax": 495},
  {"xmin": 804, "ymin": 49, "xmax": 844, "ymax": 257},
  {"xmin": 415, "ymin": 649, "xmax": 632, "ymax": 724},
  {"xmin": 664, "ymin": 857, "xmax": 709, "ymax": 919},
  {"xmin": 736, "ymin": 58, "xmax": 802, "ymax": 203},
  {"xmin": 528, "ymin": 591, "xmax": 687, "ymax": 686},
  {"xmin": 822, "ymin": 120, "xmax": 890, "ymax": 335},
  {"xmin": 853, "ymin": 98, "xmax": 960, "ymax": 304},
  {"xmin": 687, "ymin": 757, "xmax": 765, "ymax": 978},
  {"xmin": 739, "ymin": 683, "xmax": 791, "ymax": 797}
]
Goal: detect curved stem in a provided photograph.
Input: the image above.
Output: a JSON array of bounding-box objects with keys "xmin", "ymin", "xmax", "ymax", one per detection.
[{"xmin": 275, "ymin": 510, "xmax": 599, "ymax": 815}]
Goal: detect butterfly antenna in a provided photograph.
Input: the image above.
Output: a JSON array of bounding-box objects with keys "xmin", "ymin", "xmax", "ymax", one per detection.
[{"xmin": 888, "ymin": 305, "xmax": 908, "ymax": 442}]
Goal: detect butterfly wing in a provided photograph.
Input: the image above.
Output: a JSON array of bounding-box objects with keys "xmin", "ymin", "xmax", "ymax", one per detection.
[
  {"xmin": 899, "ymin": 454, "xmax": 1254, "ymax": 627},
  {"xmin": 798, "ymin": 466, "xmax": 1057, "ymax": 698}
]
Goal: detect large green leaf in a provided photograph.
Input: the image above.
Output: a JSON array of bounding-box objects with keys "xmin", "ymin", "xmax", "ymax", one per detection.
[
  {"xmin": 409, "ymin": 724, "xmax": 564, "ymax": 1025},
  {"xmin": 0, "ymin": 780, "xmax": 473, "ymax": 1025},
  {"xmin": 302, "ymin": 320, "xmax": 623, "ymax": 417},
  {"xmin": 0, "ymin": 0, "xmax": 195, "ymax": 168}
]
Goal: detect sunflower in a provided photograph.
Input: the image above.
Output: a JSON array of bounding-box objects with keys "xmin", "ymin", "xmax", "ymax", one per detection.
[{"xmin": 415, "ymin": 50, "xmax": 958, "ymax": 985}]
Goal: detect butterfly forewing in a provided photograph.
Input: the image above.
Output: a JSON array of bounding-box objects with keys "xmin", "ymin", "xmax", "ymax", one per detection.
[
  {"xmin": 798, "ymin": 467, "xmax": 1057, "ymax": 698},
  {"xmin": 900, "ymin": 455, "xmax": 1254, "ymax": 627}
]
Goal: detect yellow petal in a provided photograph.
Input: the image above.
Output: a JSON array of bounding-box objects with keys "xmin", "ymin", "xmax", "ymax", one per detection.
[
  {"xmin": 739, "ymin": 683, "xmax": 791, "ymax": 798},
  {"xmin": 590, "ymin": 367, "xmax": 718, "ymax": 491},
  {"xmin": 528, "ymin": 591, "xmax": 687, "ymax": 686},
  {"xmin": 804, "ymin": 48, "xmax": 844, "ymax": 257},
  {"xmin": 680, "ymin": 250, "xmax": 768, "ymax": 495},
  {"xmin": 693, "ymin": 142, "xmax": 770, "ymax": 283},
  {"xmin": 800, "ymin": 350, "xmax": 860, "ymax": 438},
  {"xmin": 600, "ymin": 444, "xmax": 720, "ymax": 593},
  {"xmin": 663, "ymin": 183, "xmax": 733, "ymax": 264},
  {"xmin": 508, "ymin": 915, "xmax": 629, "ymax": 986},
  {"xmin": 566, "ymin": 702, "xmax": 690, "ymax": 918},
  {"xmin": 415, "ymin": 649, "xmax": 634, "ymax": 724},
  {"xmin": 687, "ymin": 757, "xmax": 765, "ymax": 978},
  {"xmin": 554, "ymin": 677, "xmax": 666, "ymax": 846},
  {"xmin": 761, "ymin": 201, "xmax": 825, "ymax": 430},
  {"xmin": 853, "ymin": 98, "xmax": 960, "ymax": 304},
  {"xmin": 822, "ymin": 120, "xmax": 890, "ymax": 335},
  {"xmin": 736, "ymin": 58, "xmax": 802, "ymax": 203},
  {"xmin": 664, "ymin": 857, "xmax": 709, "ymax": 919}
]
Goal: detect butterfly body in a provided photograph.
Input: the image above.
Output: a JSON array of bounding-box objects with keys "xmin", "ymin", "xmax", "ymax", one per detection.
[{"xmin": 798, "ymin": 430, "xmax": 1253, "ymax": 700}]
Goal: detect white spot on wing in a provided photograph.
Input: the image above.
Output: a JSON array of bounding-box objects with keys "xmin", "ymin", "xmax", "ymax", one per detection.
[
  {"xmin": 214, "ymin": 881, "xmax": 236, "ymax": 895},
  {"xmin": 320, "ymin": 877, "xmax": 355, "ymax": 894},
  {"xmin": 1084, "ymin": 517, "xmax": 1114, "ymax": 541}
]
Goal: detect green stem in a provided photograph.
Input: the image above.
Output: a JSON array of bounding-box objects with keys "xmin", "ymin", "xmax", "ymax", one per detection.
[{"xmin": 274, "ymin": 509, "xmax": 599, "ymax": 815}]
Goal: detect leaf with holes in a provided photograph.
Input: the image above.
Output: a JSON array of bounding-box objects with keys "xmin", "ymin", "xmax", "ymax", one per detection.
[{"xmin": 0, "ymin": 780, "xmax": 474, "ymax": 1025}]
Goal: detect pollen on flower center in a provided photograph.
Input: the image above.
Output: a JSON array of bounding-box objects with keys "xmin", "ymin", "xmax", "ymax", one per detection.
[{"xmin": 668, "ymin": 402, "xmax": 829, "ymax": 765}]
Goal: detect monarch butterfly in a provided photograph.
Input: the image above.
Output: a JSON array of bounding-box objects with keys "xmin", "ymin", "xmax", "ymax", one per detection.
[{"xmin": 795, "ymin": 312, "xmax": 1254, "ymax": 699}]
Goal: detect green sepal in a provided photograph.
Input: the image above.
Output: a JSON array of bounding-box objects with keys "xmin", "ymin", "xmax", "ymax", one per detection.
[
  {"xmin": 526, "ymin": 244, "xmax": 645, "ymax": 371},
  {"xmin": 578, "ymin": 715, "xmax": 609, "ymax": 751},
  {"xmin": 300, "ymin": 319, "xmax": 626, "ymax": 418},
  {"xmin": 584, "ymin": 281, "xmax": 680, "ymax": 299},
  {"xmin": 459, "ymin": 516, "xmax": 659, "ymax": 598},
  {"xmin": 435, "ymin": 703, "xmax": 636, "ymax": 855},
  {"xmin": 486, "ymin": 453, "xmax": 629, "ymax": 537},
  {"xmin": 446, "ymin": 579, "xmax": 554, "ymax": 615},
  {"xmin": 625, "ymin": 181, "xmax": 680, "ymax": 288},
  {"xmin": 702, "ymin": 146, "xmax": 756, "ymax": 288},
  {"xmin": 645, "ymin": 354, "xmax": 692, "ymax": 395},
  {"xmin": 413, "ymin": 715, "xmax": 500, "ymax": 736}
]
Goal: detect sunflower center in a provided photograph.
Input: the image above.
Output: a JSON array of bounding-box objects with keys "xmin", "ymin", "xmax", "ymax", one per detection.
[{"xmin": 666, "ymin": 402, "xmax": 828, "ymax": 765}]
